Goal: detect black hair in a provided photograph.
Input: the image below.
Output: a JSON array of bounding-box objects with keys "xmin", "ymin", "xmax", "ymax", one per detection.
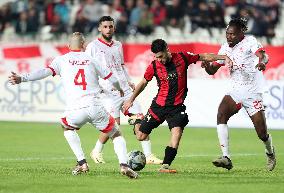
[
  {"xmin": 151, "ymin": 39, "xmax": 168, "ymax": 53},
  {"xmin": 99, "ymin": 16, "xmax": 114, "ymax": 25},
  {"xmin": 228, "ymin": 18, "xmax": 248, "ymax": 32}
]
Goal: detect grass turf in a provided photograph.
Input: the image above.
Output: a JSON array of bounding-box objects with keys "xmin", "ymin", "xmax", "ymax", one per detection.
[{"xmin": 0, "ymin": 121, "xmax": 283, "ymax": 193}]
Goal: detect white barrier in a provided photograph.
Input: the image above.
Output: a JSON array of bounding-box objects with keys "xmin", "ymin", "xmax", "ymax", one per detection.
[{"xmin": 1, "ymin": 75, "xmax": 283, "ymax": 129}]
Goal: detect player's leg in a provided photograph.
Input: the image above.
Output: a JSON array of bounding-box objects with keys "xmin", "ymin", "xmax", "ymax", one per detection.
[
  {"xmin": 213, "ymin": 95, "xmax": 240, "ymax": 170},
  {"xmin": 249, "ymin": 108, "xmax": 276, "ymax": 171},
  {"xmin": 124, "ymin": 90, "xmax": 162, "ymax": 164},
  {"xmin": 159, "ymin": 105, "xmax": 188, "ymax": 173},
  {"xmin": 128, "ymin": 113, "xmax": 162, "ymax": 164},
  {"xmin": 61, "ymin": 110, "xmax": 89, "ymax": 175},
  {"xmin": 89, "ymin": 105, "xmax": 138, "ymax": 178},
  {"xmin": 90, "ymin": 95, "xmax": 118, "ymax": 164}
]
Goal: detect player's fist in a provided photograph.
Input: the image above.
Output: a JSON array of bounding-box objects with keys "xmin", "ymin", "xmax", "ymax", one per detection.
[
  {"xmin": 8, "ymin": 72, "xmax": 22, "ymax": 85},
  {"xmin": 122, "ymin": 99, "xmax": 133, "ymax": 114},
  {"xmin": 255, "ymin": 63, "xmax": 266, "ymax": 71}
]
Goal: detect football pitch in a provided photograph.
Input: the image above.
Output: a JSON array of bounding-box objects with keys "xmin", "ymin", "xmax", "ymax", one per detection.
[{"xmin": 0, "ymin": 121, "xmax": 283, "ymax": 193}]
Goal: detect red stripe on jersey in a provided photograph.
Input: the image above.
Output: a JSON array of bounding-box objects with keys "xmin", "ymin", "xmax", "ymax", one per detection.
[
  {"xmin": 47, "ymin": 66, "xmax": 56, "ymax": 76},
  {"xmin": 98, "ymin": 38, "xmax": 114, "ymax": 47},
  {"xmin": 174, "ymin": 56, "xmax": 187, "ymax": 105},
  {"xmin": 236, "ymin": 103, "xmax": 242, "ymax": 110},
  {"xmin": 69, "ymin": 49, "xmax": 81, "ymax": 52},
  {"xmin": 212, "ymin": 61, "xmax": 225, "ymax": 66},
  {"xmin": 3, "ymin": 46, "xmax": 41, "ymax": 59},
  {"xmin": 101, "ymin": 116, "xmax": 115, "ymax": 133},
  {"xmin": 149, "ymin": 108, "xmax": 160, "ymax": 121},
  {"xmin": 155, "ymin": 63, "xmax": 169, "ymax": 106},
  {"xmin": 61, "ymin": 117, "xmax": 79, "ymax": 130},
  {"xmin": 255, "ymin": 48, "xmax": 265, "ymax": 54},
  {"xmin": 103, "ymin": 72, "xmax": 113, "ymax": 80}
]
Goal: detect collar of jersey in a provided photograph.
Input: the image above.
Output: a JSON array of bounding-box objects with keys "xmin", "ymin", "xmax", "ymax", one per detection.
[
  {"xmin": 98, "ymin": 38, "xmax": 114, "ymax": 47},
  {"xmin": 69, "ymin": 49, "xmax": 81, "ymax": 52}
]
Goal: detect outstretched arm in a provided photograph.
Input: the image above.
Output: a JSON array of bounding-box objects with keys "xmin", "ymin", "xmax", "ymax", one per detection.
[
  {"xmin": 123, "ymin": 78, "xmax": 148, "ymax": 112},
  {"xmin": 8, "ymin": 68, "xmax": 54, "ymax": 85},
  {"xmin": 199, "ymin": 53, "xmax": 233, "ymax": 66},
  {"xmin": 201, "ymin": 61, "xmax": 222, "ymax": 75},
  {"xmin": 255, "ymin": 50, "xmax": 269, "ymax": 71}
]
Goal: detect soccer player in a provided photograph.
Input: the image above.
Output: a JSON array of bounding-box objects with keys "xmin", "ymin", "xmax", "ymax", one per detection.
[
  {"xmin": 123, "ymin": 38, "xmax": 233, "ymax": 173},
  {"xmin": 201, "ymin": 18, "xmax": 276, "ymax": 171},
  {"xmin": 8, "ymin": 32, "xmax": 138, "ymax": 179},
  {"xmin": 85, "ymin": 16, "xmax": 162, "ymax": 165}
]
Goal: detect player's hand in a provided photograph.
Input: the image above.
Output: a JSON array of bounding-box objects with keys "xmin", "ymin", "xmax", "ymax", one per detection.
[
  {"xmin": 201, "ymin": 61, "xmax": 211, "ymax": 68},
  {"xmin": 8, "ymin": 71, "xmax": 22, "ymax": 85},
  {"xmin": 118, "ymin": 89, "xmax": 124, "ymax": 97},
  {"xmin": 128, "ymin": 82, "xmax": 135, "ymax": 91},
  {"xmin": 224, "ymin": 55, "xmax": 233, "ymax": 66},
  {"xmin": 255, "ymin": 62, "xmax": 266, "ymax": 71},
  {"xmin": 122, "ymin": 99, "xmax": 133, "ymax": 114}
]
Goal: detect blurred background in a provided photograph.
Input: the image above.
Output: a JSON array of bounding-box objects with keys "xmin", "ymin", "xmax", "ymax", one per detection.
[
  {"xmin": 0, "ymin": 0, "xmax": 283, "ymax": 129},
  {"xmin": 0, "ymin": 0, "xmax": 283, "ymax": 44}
]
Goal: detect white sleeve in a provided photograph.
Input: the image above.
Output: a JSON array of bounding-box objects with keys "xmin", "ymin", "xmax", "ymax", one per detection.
[
  {"xmin": 249, "ymin": 36, "xmax": 263, "ymax": 53},
  {"xmin": 93, "ymin": 58, "xmax": 112, "ymax": 79},
  {"xmin": 216, "ymin": 45, "xmax": 226, "ymax": 65},
  {"xmin": 21, "ymin": 68, "xmax": 53, "ymax": 82},
  {"xmin": 49, "ymin": 57, "xmax": 61, "ymax": 76},
  {"xmin": 119, "ymin": 42, "xmax": 125, "ymax": 64},
  {"xmin": 85, "ymin": 43, "xmax": 93, "ymax": 57}
]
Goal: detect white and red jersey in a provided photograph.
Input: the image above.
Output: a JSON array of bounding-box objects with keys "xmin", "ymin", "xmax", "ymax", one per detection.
[
  {"xmin": 216, "ymin": 35, "xmax": 266, "ymax": 93},
  {"xmin": 49, "ymin": 51, "xmax": 112, "ymax": 110},
  {"xmin": 85, "ymin": 38, "xmax": 130, "ymax": 93}
]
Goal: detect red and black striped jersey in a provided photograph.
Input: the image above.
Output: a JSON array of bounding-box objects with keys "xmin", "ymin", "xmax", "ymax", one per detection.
[{"xmin": 144, "ymin": 52, "xmax": 199, "ymax": 106}]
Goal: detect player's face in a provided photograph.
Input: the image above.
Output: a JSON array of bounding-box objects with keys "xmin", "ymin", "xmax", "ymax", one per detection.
[
  {"xmin": 155, "ymin": 50, "xmax": 170, "ymax": 65},
  {"xmin": 98, "ymin": 21, "xmax": 115, "ymax": 41},
  {"xmin": 226, "ymin": 26, "xmax": 243, "ymax": 47}
]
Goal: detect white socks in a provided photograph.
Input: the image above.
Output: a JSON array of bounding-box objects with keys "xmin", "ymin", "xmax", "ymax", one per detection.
[
  {"xmin": 217, "ymin": 124, "xmax": 230, "ymax": 158},
  {"xmin": 263, "ymin": 134, "xmax": 273, "ymax": 154},
  {"xmin": 141, "ymin": 140, "xmax": 152, "ymax": 157},
  {"xmin": 112, "ymin": 136, "xmax": 128, "ymax": 164},
  {"xmin": 93, "ymin": 139, "xmax": 104, "ymax": 153},
  {"xmin": 64, "ymin": 130, "xmax": 85, "ymax": 161}
]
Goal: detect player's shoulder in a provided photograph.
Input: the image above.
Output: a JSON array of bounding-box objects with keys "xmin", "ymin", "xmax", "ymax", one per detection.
[
  {"xmin": 244, "ymin": 35, "xmax": 257, "ymax": 43},
  {"xmin": 113, "ymin": 40, "xmax": 122, "ymax": 47}
]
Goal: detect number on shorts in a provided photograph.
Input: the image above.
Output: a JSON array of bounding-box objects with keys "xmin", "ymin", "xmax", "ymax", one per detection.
[
  {"xmin": 253, "ymin": 100, "xmax": 263, "ymax": 110},
  {"xmin": 74, "ymin": 69, "xmax": 87, "ymax": 90}
]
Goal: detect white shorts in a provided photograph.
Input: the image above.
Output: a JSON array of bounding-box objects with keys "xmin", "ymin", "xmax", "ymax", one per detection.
[
  {"xmin": 100, "ymin": 90, "xmax": 142, "ymax": 118},
  {"xmin": 228, "ymin": 90, "xmax": 264, "ymax": 116},
  {"xmin": 61, "ymin": 103, "xmax": 118, "ymax": 137}
]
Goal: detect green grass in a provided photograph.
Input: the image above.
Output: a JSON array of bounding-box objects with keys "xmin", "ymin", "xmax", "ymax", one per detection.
[{"xmin": 0, "ymin": 121, "xmax": 283, "ymax": 193}]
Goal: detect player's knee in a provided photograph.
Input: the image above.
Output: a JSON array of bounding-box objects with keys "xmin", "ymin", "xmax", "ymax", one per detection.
[
  {"xmin": 136, "ymin": 132, "xmax": 147, "ymax": 141},
  {"xmin": 217, "ymin": 112, "xmax": 227, "ymax": 123}
]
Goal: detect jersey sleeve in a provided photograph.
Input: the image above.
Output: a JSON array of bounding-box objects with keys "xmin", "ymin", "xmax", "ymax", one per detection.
[
  {"xmin": 249, "ymin": 36, "xmax": 264, "ymax": 54},
  {"xmin": 48, "ymin": 57, "xmax": 61, "ymax": 76},
  {"xmin": 85, "ymin": 43, "xmax": 95, "ymax": 57},
  {"xmin": 144, "ymin": 63, "xmax": 154, "ymax": 81},
  {"xmin": 215, "ymin": 45, "xmax": 226, "ymax": 66},
  {"xmin": 118, "ymin": 42, "xmax": 125, "ymax": 65},
  {"xmin": 184, "ymin": 52, "xmax": 200, "ymax": 65},
  {"xmin": 92, "ymin": 58, "xmax": 112, "ymax": 80}
]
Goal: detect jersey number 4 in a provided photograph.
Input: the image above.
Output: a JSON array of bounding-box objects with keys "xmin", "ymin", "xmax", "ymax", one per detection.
[{"xmin": 74, "ymin": 69, "xmax": 87, "ymax": 90}]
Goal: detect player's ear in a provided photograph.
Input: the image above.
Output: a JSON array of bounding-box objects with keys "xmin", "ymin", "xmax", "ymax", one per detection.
[{"xmin": 98, "ymin": 25, "xmax": 102, "ymax": 32}]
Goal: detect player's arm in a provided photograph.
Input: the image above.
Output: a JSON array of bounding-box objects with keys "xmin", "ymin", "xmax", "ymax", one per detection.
[
  {"xmin": 201, "ymin": 61, "xmax": 222, "ymax": 75},
  {"xmin": 123, "ymin": 78, "xmax": 148, "ymax": 112},
  {"xmin": 199, "ymin": 53, "xmax": 233, "ymax": 66},
  {"xmin": 255, "ymin": 50, "xmax": 269, "ymax": 71},
  {"xmin": 8, "ymin": 68, "xmax": 54, "ymax": 85},
  {"xmin": 122, "ymin": 64, "xmax": 135, "ymax": 90}
]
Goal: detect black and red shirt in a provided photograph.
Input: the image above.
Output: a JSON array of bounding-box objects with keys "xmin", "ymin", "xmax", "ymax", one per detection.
[{"xmin": 144, "ymin": 52, "xmax": 199, "ymax": 106}]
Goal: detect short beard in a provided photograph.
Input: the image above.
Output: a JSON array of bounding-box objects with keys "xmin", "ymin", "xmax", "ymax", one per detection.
[{"xmin": 102, "ymin": 34, "xmax": 112, "ymax": 41}]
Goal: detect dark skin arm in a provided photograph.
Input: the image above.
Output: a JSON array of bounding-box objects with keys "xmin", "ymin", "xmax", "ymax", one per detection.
[
  {"xmin": 201, "ymin": 61, "xmax": 222, "ymax": 75},
  {"xmin": 255, "ymin": 50, "xmax": 269, "ymax": 71}
]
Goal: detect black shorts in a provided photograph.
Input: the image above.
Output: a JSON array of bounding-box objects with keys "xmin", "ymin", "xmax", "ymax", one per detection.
[{"xmin": 139, "ymin": 102, "xmax": 189, "ymax": 135}]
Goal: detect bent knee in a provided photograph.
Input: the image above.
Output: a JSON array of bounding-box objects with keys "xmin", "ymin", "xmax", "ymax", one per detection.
[{"xmin": 136, "ymin": 132, "xmax": 148, "ymax": 141}]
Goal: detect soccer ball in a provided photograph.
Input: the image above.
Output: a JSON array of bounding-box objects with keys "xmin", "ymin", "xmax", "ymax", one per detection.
[{"xmin": 127, "ymin": 150, "xmax": 146, "ymax": 171}]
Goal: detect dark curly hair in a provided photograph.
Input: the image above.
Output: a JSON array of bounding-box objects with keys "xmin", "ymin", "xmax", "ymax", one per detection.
[
  {"xmin": 151, "ymin": 39, "xmax": 168, "ymax": 53},
  {"xmin": 99, "ymin": 16, "xmax": 114, "ymax": 25},
  {"xmin": 228, "ymin": 18, "xmax": 248, "ymax": 32}
]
